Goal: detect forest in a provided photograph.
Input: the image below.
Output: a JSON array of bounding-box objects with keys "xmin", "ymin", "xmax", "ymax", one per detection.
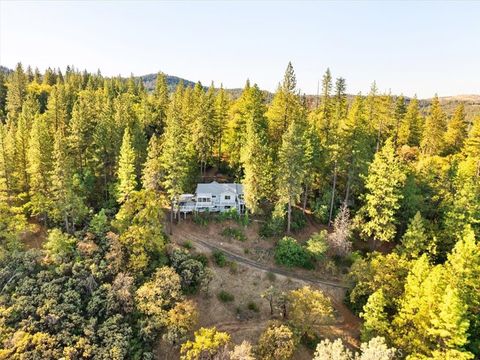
[{"xmin": 0, "ymin": 62, "xmax": 479, "ymax": 360}]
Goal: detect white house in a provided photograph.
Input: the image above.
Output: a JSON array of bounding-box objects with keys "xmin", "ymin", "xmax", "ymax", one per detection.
[{"xmin": 177, "ymin": 181, "xmax": 245, "ymax": 215}]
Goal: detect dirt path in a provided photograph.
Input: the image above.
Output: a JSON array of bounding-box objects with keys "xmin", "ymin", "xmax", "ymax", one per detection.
[{"xmin": 173, "ymin": 227, "xmax": 349, "ymax": 290}]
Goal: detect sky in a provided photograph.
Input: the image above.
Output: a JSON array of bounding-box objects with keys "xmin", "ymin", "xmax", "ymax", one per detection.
[{"xmin": 1, "ymin": 1, "xmax": 479, "ymax": 98}]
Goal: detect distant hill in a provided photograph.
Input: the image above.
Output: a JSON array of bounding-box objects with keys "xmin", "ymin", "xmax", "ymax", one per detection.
[{"xmin": 138, "ymin": 72, "xmax": 196, "ymax": 92}]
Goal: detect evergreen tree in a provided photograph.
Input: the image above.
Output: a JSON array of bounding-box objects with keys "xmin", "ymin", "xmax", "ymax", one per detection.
[
  {"xmin": 360, "ymin": 289, "xmax": 389, "ymax": 341},
  {"xmin": 15, "ymin": 95, "xmax": 38, "ymax": 195},
  {"xmin": 0, "ymin": 71, "xmax": 7, "ymax": 120},
  {"xmin": 117, "ymin": 127, "xmax": 137, "ymax": 204},
  {"xmin": 142, "ymin": 135, "xmax": 163, "ymax": 192},
  {"xmin": 224, "ymin": 81, "xmax": 251, "ymax": 174},
  {"xmin": 393, "ymin": 95, "xmax": 406, "ymax": 146},
  {"xmin": 428, "ymin": 285, "xmax": 471, "ymax": 357},
  {"xmin": 398, "ymin": 211, "xmax": 432, "ymax": 259},
  {"xmin": 355, "ymin": 138, "xmax": 406, "ymax": 244},
  {"xmin": 398, "ymin": 96, "xmax": 422, "ymax": 147},
  {"xmin": 27, "ymin": 116, "xmax": 54, "ymax": 222},
  {"xmin": 241, "ymin": 84, "xmax": 272, "ymax": 213},
  {"xmin": 266, "ymin": 62, "xmax": 303, "ymax": 148},
  {"xmin": 191, "ymin": 82, "xmax": 216, "ymax": 176},
  {"xmin": 151, "ymin": 72, "xmax": 169, "ymax": 135},
  {"xmin": 276, "ymin": 118, "xmax": 306, "ymax": 233},
  {"xmin": 464, "ymin": 115, "xmax": 480, "ymax": 160},
  {"xmin": 421, "ymin": 95, "xmax": 446, "ymax": 155},
  {"xmin": 160, "ymin": 83, "xmax": 196, "ymax": 231},
  {"xmin": 214, "ymin": 85, "xmax": 229, "ymax": 166},
  {"xmin": 51, "ymin": 128, "xmax": 88, "ymax": 232},
  {"xmin": 6, "ymin": 63, "xmax": 27, "ymax": 121},
  {"xmin": 444, "ymin": 103, "xmax": 468, "ymax": 154},
  {"xmin": 333, "ymin": 77, "xmax": 348, "ymax": 127}
]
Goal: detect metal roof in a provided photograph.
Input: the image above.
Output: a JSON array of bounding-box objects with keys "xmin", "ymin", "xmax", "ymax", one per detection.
[{"xmin": 196, "ymin": 181, "xmax": 244, "ymax": 196}]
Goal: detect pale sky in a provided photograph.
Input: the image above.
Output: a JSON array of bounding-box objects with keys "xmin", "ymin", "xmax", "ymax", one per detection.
[{"xmin": 1, "ymin": 0, "xmax": 479, "ymax": 98}]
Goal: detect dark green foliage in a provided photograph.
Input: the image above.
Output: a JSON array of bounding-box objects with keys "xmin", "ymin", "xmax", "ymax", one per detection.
[
  {"xmin": 220, "ymin": 227, "xmax": 247, "ymax": 241},
  {"xmin": 274, "ymin": 236, "xmax": 313, "ymax": 269},
  {"xmin": 212, "ymin": 250, "xmax": 227, "ymax": 267},
  {"xmin": 247, "ymin": 301, "xmax": 259, "ymax": 312},
  {"xmin": 217, "ymin": 290, "xmax": 235, "ymax": 302},
  {"xmin": 169, "ymin": 248, "xmax": 209, "ymax": 293}
]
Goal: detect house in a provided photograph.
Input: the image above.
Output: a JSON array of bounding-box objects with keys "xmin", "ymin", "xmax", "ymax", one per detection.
[{"xmin": 177, "ymin": 181, "xmax": 245, "ymax": 215}]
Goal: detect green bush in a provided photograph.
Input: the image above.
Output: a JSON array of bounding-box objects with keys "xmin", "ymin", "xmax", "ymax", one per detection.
[
  {"xmin": 221, "ymin": 227, "xmax": 247, "ymax": 242},
  {"xmin": 274, "ymin": 236, "xmax": 313, "ymax": 269},
  {"xmin": 290, "ymin": 208, "xmax": 307, "ymax": 232},
  {"xmin": 306, "ymin": 230, "xmax": 329, "ymax": 261},
  {"xmin": 247, "ymin": 301, "xmax": 259, "ymax": 312},
  {"xmin": 259, "ymin": 216, "xmax": 284, "ymax": 238},
  {"xmin": 193, "ymin": 211, "xmax": 210, "ymax": 226},
  {"xmin": 217, "ymin": 290, "xmax": 234, "ymax": 302},
  {"xmin": 229, "ymin": 261, "xmax": 238, "ymax": 274},
  {"xmin": 212, "ymin": 250, "xmax": 227, "ymax": 267},
  {"xmin": 182, "ymin": 240, "xmax": 193, "ymax": 249},
  {"xmin": 217, "ymin": 208, "xmax": 249, "ymax": 226}
]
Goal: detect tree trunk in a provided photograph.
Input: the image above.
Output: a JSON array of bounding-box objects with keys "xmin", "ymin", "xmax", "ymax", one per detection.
[
  {"xmin": 328, "ymin": 161, "xmax": 337, "ymax": 226},
  {"xmin": 287, "ymin": 199, "xmax": 292, "ymax": 234},
  {"xmin": 170, "ymin": 200, "xmax": 174, "ymax": 235},
  {"xmin": 302, "ymin": 184, "xmax": 308, "ymax": 214}
]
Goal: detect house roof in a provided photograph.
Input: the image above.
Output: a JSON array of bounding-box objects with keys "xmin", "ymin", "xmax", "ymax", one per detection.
[{"xmin": 196, "ymin": 181, "xmax": 244, "ymax": 196}]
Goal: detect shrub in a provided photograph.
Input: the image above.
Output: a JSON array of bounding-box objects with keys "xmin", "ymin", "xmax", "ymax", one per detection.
[
  {"xmin": 274, "ymin": 237, "xmax": 313, "ymax": 269},
  {"xmin": 259, "ymin": 216, "xmax": 284, "ymax": 238},
  {"xmin": 218, "ymin": 290, "xmax": 234, "ymax": 302},
  {"xmin": 212, "ymin": 250, "xmax": 227, "ymax": 267},
  {"xmin": 247, "ymin": 301, "xmax": 259, "ymax": 312},
  {"xmin": 169, "ymin": 249, "xmax": 208, "ymax": 293},
  {"xmin": 221, "ymin": 227, "xmax": 247, "ymax": 242},
  {"xmin": 193, "ymin": 211, "xmax": 210, "ymax": 226},
  {"xmin": 182, "ymin": 240, "xmax": 193, "ymax": 249},
  {"xmin": 266, "ymin": 271, "xmax": 277, "ymax": 282},
  {"xmin": 290, "ymin": 208, "xmax": 307, "ymax": 232},
  {"xmin": 306, "ymin": 231, "xmax": 329, "ymax": 261},
  {"xmin": 229, "ymin": 261, "xmax": 238, "ymax": 274}
]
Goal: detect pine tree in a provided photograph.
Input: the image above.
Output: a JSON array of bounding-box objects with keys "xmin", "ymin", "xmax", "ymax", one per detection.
[
  {"xmin": 339, "ymin": 95, "xmax": 375, "ymax": 206},
  {"xmin": 51, "ymin": 128, "xmax": 88, "ymax": 232},
  {"xmin": 45, "ymin": 83, "xmax": 68, "ymax": 131},
  {"xmin": 398, "ymin": 212, "xmax": 431, "ymax": 259},
  {"xmin": 117, "ymin": 127, "xmax": 137, "ymax": 204},
  {"xmin": 6, "ymin": 63, "xmax": 27, "ymax": 121},
  {"xmin": 241, "ymin": 84, "xmax": 272, "ymax": 213},
  {"xmin": 444, "ymin": 103, "xmax": 468, "ymax": 154},
  {"xmin": 0, "ymin": 71, "xmax": 7, "ymax": 120},
  {"xmin": 464, "ymin": 115, "xmax": 480, "ymax": 159},
  {"xmin": 420, "ymin": 95, "xmax": 446, "ymax": 155},
  {"xmin": 356, "ymin": 138, "xmax": 406, "ymax": 244},
  {"xmin": 15, "ymin": 95, "xmax": 38, "ymax": 195},
  {"xmin": 224, "ymin": 81, "xmax": 250, "ymax": 174},
  {"xmin": 266, "ymin": 62, "xmax": 303, "ymax": 148},
  {"xmin": 142, "ymin": 135, "xmax": 163, "ymax": 192},
  {"xmin": 214, "ymin": 85, "xmax": 229, "ymax": 166},
  {"xmin": 393, "ymin": 95, "xmax": 406, "ymax": 146},
  {"xmin": 429, "ymin": 286, "xmax": 471, "ymax": 355},
  {"xmin": 276, "ymin": 118, "xmax": 306, "ymax": 233},
  {"xmin": 333, "ymin": 77, "xmax": 348, "ymax": 128},
  {"xmin": 398, "ymin": 97, "xmax": 422, "ymax": 147},
  {"xmin": 151, "ymin": 72, "xmax": 169, "ymax": 134},
  {"xmin": 160, "ymin": 83, "xmax": 196, "ymax": 232},
  {"xmin": 360, "ymin": 289, "xmax": 389, "ymax": 341},
  {"xmin": 27, "ymin": 115, "xmax": 54, "ymax": 222},
  {"xmin": 191, "ymin": 82, "xmax": 216, "ymax": 176}
]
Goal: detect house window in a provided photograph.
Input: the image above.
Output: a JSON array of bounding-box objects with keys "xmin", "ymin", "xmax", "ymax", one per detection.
[{"xmin": 224, "ymin": 195, "xmax": 231, "ymax": 200}]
